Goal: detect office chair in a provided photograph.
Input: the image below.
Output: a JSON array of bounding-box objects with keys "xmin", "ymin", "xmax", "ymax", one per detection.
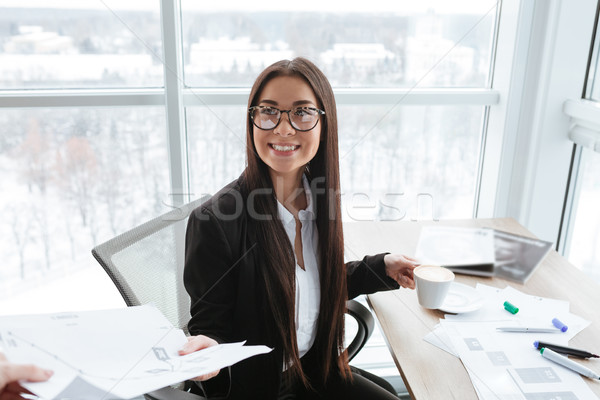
[{"xmin": 92, "ymin": 198, "xmax": 375, "ymax": 400}]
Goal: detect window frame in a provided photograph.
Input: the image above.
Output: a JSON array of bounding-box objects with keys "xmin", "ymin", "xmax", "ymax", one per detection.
[
  {"xmin": 478, "ymin": 0, "xmax": 597, "ymax": 250},
  {"xmin": 559, "ymin": 0, "xmax": 600, "ymax": 257},
  {"xmin": 0, "ymin": 0, "xmax": 533, "ymax": 222}
]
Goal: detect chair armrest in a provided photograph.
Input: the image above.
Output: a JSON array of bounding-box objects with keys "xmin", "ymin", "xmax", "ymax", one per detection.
[
  {"xmin": 144, "ymin": 386, "xmax": 206, "ymax": 400},
  {"xmin": 345, "ymin": 299, "xmax": 375, "ymax": 361}
]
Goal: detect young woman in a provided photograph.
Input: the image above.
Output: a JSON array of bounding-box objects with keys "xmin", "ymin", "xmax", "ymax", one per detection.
[{"xmin": 180, "ymin": 57, "xmax": 418, "ymax": 399}]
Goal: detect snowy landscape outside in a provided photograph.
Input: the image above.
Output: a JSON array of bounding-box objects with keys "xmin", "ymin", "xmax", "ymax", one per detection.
[{"xmin": 0, "ymin": 1, "xmax": 597, "ymax": 316}]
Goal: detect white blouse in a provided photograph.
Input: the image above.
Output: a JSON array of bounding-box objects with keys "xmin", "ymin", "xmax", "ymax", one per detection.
[{"xmin": 276, "ymin": 175, "xmax": 321, "ymax": 360}]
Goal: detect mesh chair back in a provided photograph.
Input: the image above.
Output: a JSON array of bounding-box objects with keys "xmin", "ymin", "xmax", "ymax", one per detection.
[{"xmin": 92, "ymin": 198, "xmax": 207, "ymax": 334}]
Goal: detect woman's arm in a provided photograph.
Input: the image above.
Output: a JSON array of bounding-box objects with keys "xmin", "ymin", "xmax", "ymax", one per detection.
[
  {"xmin": 184, "ymin": 206, "xmax": 236, "ymax": 342},
  {"xmin": 346, "ymin": 253, "xmax": 418, "ymax": 299},
  {"xmin": 182, "ymin": 206, "xmax": 237, "ymax": 395}
]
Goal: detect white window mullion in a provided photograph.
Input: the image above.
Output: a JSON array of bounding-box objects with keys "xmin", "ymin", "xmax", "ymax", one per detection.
[
  {"xmin": 519, "ymin": 0, "xmax": 596, "ymax": 243},
  {"xmin": 0, "ymin": 88, "xmax": 499, "ymax": 109},
  {"xmin": 334, "ymin": 88, "xmax": 499, "ymax": 105},
  {"xmin": 160, "ymin": 0, "xmax": 190, "ymax": 325},
  {"xmin": 181, "ymin": 88, "xmax": 500, "ymax": 107},
  {"xmin": 558, "ymin": 145, "xmax": 583, "ymax": 256},
  {"xmin": 476, "ymin": 0, "xmax": 533, "ymax": 219},
  {"xmin": 0, "ymin": 89, "xmax": 164, "ymax": 108},
  {"xmin": 160, "ymin": 0, "xmax": 188, "ymax": 208}
]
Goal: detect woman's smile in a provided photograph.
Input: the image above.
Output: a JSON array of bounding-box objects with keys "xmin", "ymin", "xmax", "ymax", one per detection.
[{"xmin": 269, "ymin": 143, "xmax": 301, "ymax": 154}]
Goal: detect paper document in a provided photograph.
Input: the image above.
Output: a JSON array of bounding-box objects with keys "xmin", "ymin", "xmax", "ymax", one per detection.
[
  {"xmin": 422, "ymin": 285, "xmax": 596, "ymax": 400},
  {"xmin": 439, "ymin": 319, "xmax": 597, "ymax": 400},
  {"xmin": 415, "ymin": 226, "xmax": 496, "ymax": 276},
  {"xmin": 415, "ymin": 226, "xmax": 553, "ymax": 282},
  {"xmin": 0, "ymin": 305, "xmax": 272, "ymax": 400}
]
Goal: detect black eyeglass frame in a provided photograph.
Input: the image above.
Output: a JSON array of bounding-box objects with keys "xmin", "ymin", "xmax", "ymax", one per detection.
[{"xmin": 248, "ymin": 106, "xmax": 325, "ymax": 132}]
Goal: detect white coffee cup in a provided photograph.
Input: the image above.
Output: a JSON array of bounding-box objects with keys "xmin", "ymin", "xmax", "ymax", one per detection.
[{"xmin": 414, "ymin": 265, "xmax": 455, "ymax": 309}]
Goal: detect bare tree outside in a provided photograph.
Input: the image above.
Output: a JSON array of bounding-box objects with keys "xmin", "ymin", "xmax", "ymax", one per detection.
[{"xmin": 7, "ymin": 203, "xmax": 31, "ymax": 280}]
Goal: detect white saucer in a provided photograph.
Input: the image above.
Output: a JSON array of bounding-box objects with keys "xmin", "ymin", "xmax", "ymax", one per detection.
[{"xmin": 437, "ymin": 282, "xmax": 483, "ymax": 314}]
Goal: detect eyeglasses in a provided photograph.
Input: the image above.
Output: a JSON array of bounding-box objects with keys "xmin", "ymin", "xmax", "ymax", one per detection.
[{"xmin": 249, "ymin": 106, "xmax": 325, "ymax": 132}]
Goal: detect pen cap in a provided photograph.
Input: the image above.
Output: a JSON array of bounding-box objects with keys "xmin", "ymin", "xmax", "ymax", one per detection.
[
  {"xmin": 552, "ymin": 318, "xmax": 568, "ymax": 332},
  {"xmin": 503, "ymin": 301, "xmax": 519, "ymax": 314}
]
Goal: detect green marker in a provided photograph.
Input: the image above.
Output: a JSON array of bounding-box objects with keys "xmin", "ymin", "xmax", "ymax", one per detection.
[{"xmin": 503, "ymin": 301, "xmax": 519, "ymax": 314}]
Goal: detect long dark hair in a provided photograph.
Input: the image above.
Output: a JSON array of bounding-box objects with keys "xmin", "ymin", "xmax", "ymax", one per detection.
[{"xmin": 244, "ymin": 57, "xmax": 349, "ymax": 387}]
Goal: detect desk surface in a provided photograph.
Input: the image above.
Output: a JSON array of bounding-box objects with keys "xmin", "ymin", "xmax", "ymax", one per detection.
[{"xmin": 343, "ymin": 218, "xmax": 600, "ymax": 399}]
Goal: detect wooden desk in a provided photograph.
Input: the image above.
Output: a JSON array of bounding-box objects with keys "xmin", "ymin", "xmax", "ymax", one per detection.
[{"xmin": 343, "ymin": 218, "xmax": 600, "ymax": 399}]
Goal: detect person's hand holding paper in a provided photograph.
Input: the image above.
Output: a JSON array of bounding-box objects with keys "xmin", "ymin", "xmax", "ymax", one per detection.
[
  {"xmin": 178, "ymin": 335, "xmax": 220, "ymax": 381},
  {"xmin": 0, "ymin": 305, "xmax": 272, "ymax": 400}
]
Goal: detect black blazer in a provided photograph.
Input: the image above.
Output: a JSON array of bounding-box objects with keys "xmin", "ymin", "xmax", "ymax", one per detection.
[{"xmin": 183, "ymin": 176, "xmax": 399, "ymax": 399}]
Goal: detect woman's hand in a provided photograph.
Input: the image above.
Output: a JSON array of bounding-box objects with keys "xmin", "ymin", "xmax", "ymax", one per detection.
[
  {"xmin": 0, "ymin": 352, "xmax": 53, "ymax": 399},
  {"xmin": 178, "ymin": 335, "xmax": 220, "ymax": 381},
  {"xmin": 383, "ymin": 254, "xmax": 419, "ymax": 289}
]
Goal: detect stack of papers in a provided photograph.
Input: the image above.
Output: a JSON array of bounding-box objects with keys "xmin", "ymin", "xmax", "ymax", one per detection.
[
  {"xmin": 415, "ymin": 226, "xmax": 496, "ymax": 275},
  {"xmin": 415, "ymin": 226, "xmax": 553, "ymax": 282},
  {"xmin": 0, "ymin": 305, "xmax": 271, "ymax": 400},
  {"xmin": 423, "ymin": 284, "xmax": 597, "ymax": 400}
]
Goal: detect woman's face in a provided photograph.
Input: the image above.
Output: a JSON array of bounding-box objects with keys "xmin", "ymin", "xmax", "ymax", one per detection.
[{"xmin": 252, "ymin": 75, "xmax": 322, "ymax": 182}]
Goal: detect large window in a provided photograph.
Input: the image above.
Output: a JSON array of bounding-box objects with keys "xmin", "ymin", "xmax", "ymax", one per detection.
[
  {"xmin": 0, "ymin": 2, "xmax": 162, "ymax": 88},
  {"xmin": 186, "ymin": 105, "xmax": 246, "ymax": 195},
  {"xmin": 181, "ymin": 1, "xmax": 498, "ymax": 220},
  {"xmin": 185, "ymin": 104, "xmax": 486, "ymax": 221},
  {"xmin": 562, "ymin": 4, "xmax": 600, "ymax": 284},
  {"xmin": 0, "ymin": 107, "xmax": 170, "ymax": 312},
  {"xmin": 181, "ymin": 2, "xmax": 495, "ymax": 88},
  {"xmin": 566, "ymin": 148, "xmax": 600, "ymax": 283},
  {"xmin": 337, "ymin": 105, "xmax": 484, "ymax": 220},
  {"xmin": 587, "ymin": 22, "xmax": 600, "ymax": 101},
  {"xmin": 0, "ymin": 1, "xmax": 502, "ymax": 313}
]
